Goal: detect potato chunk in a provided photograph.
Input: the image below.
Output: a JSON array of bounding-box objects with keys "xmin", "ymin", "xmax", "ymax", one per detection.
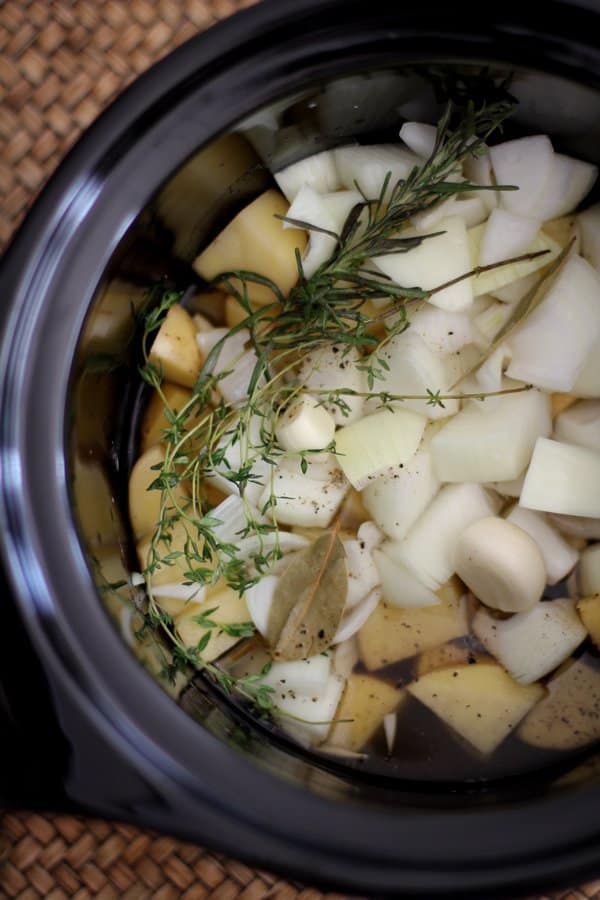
[
  {"xmin": 577, "ymin": 595, "xmax": 600, "ymax": 649},
  {"xmin": 149, "ymin": 304, "xmax": 202, "ymax": 388},
  {"xmin": 141, "ymin": 382, "xmax": 195, "ymax": 452},
  {"xmin": 358, "ymin": 578, "xmax": 468, "ymax": 670},
  {"xmin": 128, "ymin": 445, "xmax": 188, "ymax": 540},
  {"xmin": 408, "ymin": 663, "xmax": 545, "ymax": 755},
  {"xmin": 330, "ymin": 674, "xmax": 405, "ymax": 752},
  {"xmin": 175, "ymin": 587, "xmax": 250, "ymax": 663},
  {"xmin": 518, "ymin": 658, "xmax": 600, "ymax": 750},
  {"xmin": 193, "ymin": 190, "xmax": 307, "ymax": 304}
]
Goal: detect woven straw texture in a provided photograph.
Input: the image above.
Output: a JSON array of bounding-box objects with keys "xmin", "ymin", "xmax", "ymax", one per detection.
[{"xmin": 1, "ymin": 1, "xmax": 600, "ymax": 897}]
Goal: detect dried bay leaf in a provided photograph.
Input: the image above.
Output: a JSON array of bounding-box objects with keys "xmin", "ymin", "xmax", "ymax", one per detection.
[{"xmin": 267, "ymin": 530, "xmax": 347, "ymax": 660}]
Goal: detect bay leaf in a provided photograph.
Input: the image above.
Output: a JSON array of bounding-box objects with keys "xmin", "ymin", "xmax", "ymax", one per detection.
[{"xmin": 266, "ymin": 530, "xmax": 347, "ymax": 661}]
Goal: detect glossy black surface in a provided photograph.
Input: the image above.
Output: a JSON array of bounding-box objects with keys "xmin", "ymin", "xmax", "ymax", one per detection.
[{"xmin": 3, "ymin": 0, "xmax": 600, "ymax": 894}]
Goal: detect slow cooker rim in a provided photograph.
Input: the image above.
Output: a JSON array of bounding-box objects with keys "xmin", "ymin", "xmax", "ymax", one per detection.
[{"xmin": 3, "ymin": 0, "xmax": 600, "ymax": 894}]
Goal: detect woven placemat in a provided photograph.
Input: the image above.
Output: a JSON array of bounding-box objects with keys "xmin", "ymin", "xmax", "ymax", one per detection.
[{"xmin": 1, "ymin": 2, "xmax": 600, "ymax": 897}]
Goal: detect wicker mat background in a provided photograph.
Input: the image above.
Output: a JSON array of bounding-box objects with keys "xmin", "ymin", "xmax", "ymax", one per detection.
[{"xmin": 0, "ymin": 1, "xmax": 600, "ymax": 898}]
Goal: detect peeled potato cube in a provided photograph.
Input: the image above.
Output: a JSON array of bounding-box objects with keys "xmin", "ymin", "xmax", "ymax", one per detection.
[
  {"xmin": 193, "ymin": 189, "xmax": 307, "ymax": 305},
  {"xmin": 329, "ymin": 674, "xmax": 405, "ymax": 752},
  {"xmin": 140, "ymin": 383, "xmax": 199, "ymax": 453},
  {"xmin": 137, "ymin": 520, "xmax": 204, "ymax": 586},
  {"xmin": 358, "ymin": 580, "xmax": 468, "ymax": 670},
  {"xmin": 473, "ymin": 598, "xmax": 587, "ymax": 684},
  {"xmin": 455, "ymin": 516, "xmax": 545, "ymax": 613},
  {"xmin": 415, "ymin": 640, "xmax": 488, "ymax": 677},
  {"xmin": 175, "ymin": 587, "xmax": 250, "ymax": 663},
  {"xmin": 577, "ymin": 595, "xmax": 600, "ymax": 648},
  {"xmin": 148, "ymin": 304, "xmax": 202, "ymax": 389},
  {"xmin": 128, "ymin": 445, "xmax": 188, "ymax": 540},
  {"xmin": 518, "ymin": 657, "xmax": 600, "ymax": 750},
  {"xmin": 407, "ymin": 663, "xmax": 545, "ymax": 755}
]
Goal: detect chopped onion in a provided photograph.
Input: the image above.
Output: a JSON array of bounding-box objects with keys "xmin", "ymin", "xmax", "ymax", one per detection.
[
  {"xmin": 400, "ymin": 121, "xmax": 436, "ymax": 158},
  {"xmin": 356, "ymin": 520, "xmax": 384, "ymax": 551},
  {"xmin": 554, "ymin": 400, "xmax": 600, "ymax": 452},
  {"xmin": 579, "ymin": 544, "xmax": 600, "ymax": 596},
  {"xmin": 473, "ymin": 598, "xmax": 587, "ymax": 685},
  {"xmin": 260, "ymin": 654, "xmax": 331, "ymax": 698},
  {"xmin": 533, "ymin": 153, "xmax": 597, "ymax": 221},
  {"xmin": 489, "ymin": 135, "xmax": 555, "ymax": 217},
  {"xmin": 335, "ymin": 408, "xmax": 426, "ymax": 490},
  {"xmin": 333, "ymin": 638, "xmax": 359, "ymax": 679},
  {"xmin": 332, "ymin": 588, "xmax": 381, "ymax": 645},
  {"xmin": 245, "ymin": 574, "xmax": 278, "ymax": 636},
  {"xmin": 284, "ymin": 185, "xmax": 362, "ymax": 278},
  {"xmin": 236, "ymin": 530, "xmax": 309, "ymax": 561},
  {"xmin": 151, "ymin": 582, "xmax": 207, "ymax": 602},
  {"xmin": 520, "ymin": 437, "xmax": 600, "ymax": 518},
  {"xmin": 298, "ymin": 345, "xmax": 367, "ymax": 426},
  {"xmin": 383, "ymin": 713, "xmax": 397, "ymax": 754},
  {"xmin": 344, "ymin": 540, "xmax": 381, "ymax": 608},
  {"xmin": 463, "ymin": 150, "xmax": 497, "ymax": 214},
  {"xmin": 468, "ymin": 224, "xmax": 561, "ymax": 297},
  {"xmin": 408, "ymin": 304, "xmax": 474, "ymax": 355},
  {"xmin": 549, "ymin": 513, "xmax": 600, "ymax": 540},
  {"xmin": 274, "ymin": 150, "xmax": 340, "ymax": 202},
  {"xmin": 506, "ymin": 505, "xmax": 578, "ymax": 585},
  {"xmin": 373, "ymin": 548, "xmax": 439, "ymax": 608},
  {"xmin": 478, "ymin": 209, "xmax": 541, "ymax": 268},
  {"xmin": 578, "ymin": 203, "xmax": 600, "ymax": 272},
  {"xmin": 334, "ymin": 144, "xmax": 420, "ymax": 201},
  {"xmin": 258, "ymin": 466, "xmax": 348, "ymax": 528}
]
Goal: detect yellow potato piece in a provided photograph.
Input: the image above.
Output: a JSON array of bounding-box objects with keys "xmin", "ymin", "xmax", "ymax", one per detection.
[
  {"xmin": 415, "ymin": 640, "xmax": 489, "ymax": 678},
  {"xmin": 129, "ymin": 445, "xmax": 188, "ymax": 540},
  {"xmin": 137, "ymin": 520, "xmax": 206, "ymax": 586},
  {"xmin": 175, "ymin": 587, "xmax": 250, "ymax": 663},
  {"xmin": 551, "ymin": 392, "xmax": 577, "ymax": 419},
  {"xmin": 72, "ymin": 455, "xmax": 119, "ymax": 548},
  {"xmin": 141, "ymin": 382, "xmax": 195, "ymax": 452},
  {"xmin": 149, "ymin": 304, "xmax": 202, "ymax": 388},
  {"xmin": 518, "ymin": 657, "xmax": 600, "ymax": 751},
  {"xmin": 338, "ymin": 488, "xmax": 371, "ymax": 532},
  {"xmin": 358, "ymin": 578, "xmax": 469, "ymax": 671},
  {"xmin": 577, "ymin": 595, "xmax": 600, "ymax": 648},
  {"xmin": 193, "ymin": 189, "xmax": 307, "ymax": 305},
  {"xmin": 408, "ymin": 663, "xmax": 545, "ymax": 755},
  {"xmin": 330, "ymin": 674, "xmax": 405, "ymax": 752}
]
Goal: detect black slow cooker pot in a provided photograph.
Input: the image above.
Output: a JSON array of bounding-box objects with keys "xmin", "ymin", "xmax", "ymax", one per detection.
[{"xmin": 3, "ymin": 0, "xmax": 600, "ymax": 895}]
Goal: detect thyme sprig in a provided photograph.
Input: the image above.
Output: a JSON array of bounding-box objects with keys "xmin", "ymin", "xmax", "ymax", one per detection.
[{"xmin": 136, "ymin": 96, "xmax": 532, "ymax": 717}]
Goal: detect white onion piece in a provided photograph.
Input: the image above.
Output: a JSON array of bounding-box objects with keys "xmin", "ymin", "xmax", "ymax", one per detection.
[
  {"xmin": 196, "ymin": 328, "xmax": 263, "ymax": 404},
  {"xmin": 332, "ymin": 589, "xmax": 381, "ymax": 645},
  {"xmin": 549, "ymin": 513, "xmax": 600, "ymax": 540},
  {"xmin": 507, "ymin": 255, "xmax": 600, "ymax": 392},
  {"xmin": 151, "ymin": 583, "xmax": 207, "ymax": 602},
  {"xmin": 493, "ymin": 272, "xmax": 540, "ymax": 304},
  {"xmin": 554, "ymin": 400, "xmax": 600, "ymax": 452},
  {"xmin": 244, "ymin": 574, "xmax": 278, "ymax": 637},
  {"xmin": 334, "ymin": 144, "xmax": 420, "ymax": 200},
  {"xmin": 478, "ymin": 209, "xmax": 541, "ymax": 268},
  {"xmin": 361, "ymin": 443, "xmax": 440, "ymax": 542},
  {"xmin": 488, "ymin": 473, "xmax": 525, "ymax": 499},
  {"xmin": 490, "ymin": 135, "xmax": 555, "ymax": 217},
  {"xmin": 468, "ymin": 224, "xmax": 561, "ymax": 297},
  {"xmin": 533, "ymin": 153, "xmax": 597, "ymax": 221},
  {"xmin": 130, "ymin": 571, "xmax": 145, "ymax": 587},
  {"xmin": 430, "ymin": 387, "xmax": 551, "ymax": 484},
  {"xmin": 400, "ymin": 121, "xmax": 436, "ymax": 158},
  {"xmin": 334, "ymin": 408, "xmax": 426, "ymax": 490},
  {"xmin": 392, "ymin": 483, "xmax": 502, "ymax": 590},
  {"xmin": 520, "ymin": 437, "xmax": 600, "ymax": 518},
  {"xmin": 373, "ymin": 548, "xmax": 439, "ymax": 608},
  {"xmin": 274, "ymin": 673, "xmax": 346, "ymax": 744},
  {"xmin": 505, "ymin": 506, "xmax": 578, "ymax": 586},
  {"xmin": 366, "ymin": 330, "xmax": 460, "ymax": 420},
  {"xmin": 579, "ymin": 203, "xmax": 600, "ymax": 272},
  {"xmin": 472, "ymin": 300, "xmax": 518, "ymax": 346},
  {"xmin": 210, "ymin": 495, "xmax": 249, "ymax": 543},
  {"xmin": 374, "ymin": 217, "xmax": 473, "ymax": 312},
  {"xmin": 258, "ymin": 467, "xmax": 348, "ymax": 528},
  {"xmin": 408, "ymin": 304, "xmax": 474, "ymax": 355},
  {"xmin": 356, "ymin": 520, "xmax": 384, "ymax": 551},
  {"xmin": 473, "ymin": 598, "xmax": 587, "ymax": 685},
  {"xmin": 236, "ymin": 530, "xmax": 309, "ymax": 560},
  {"xmin": 284, "ymin": 185, "xmax": 361, "ymax": 278},
  {"xmin": 274, "ymin": 150, "xmax": 340, "ymax": 202},
  {"xmin": 260, "ymin": 655, "xmax": 331, "ymax": 698},
  {"xmin": 383, "ymin": 713, "xmax": 397, "ymax": 754},
  {"xmin": 463, "ymin": 150, "xmax": 497, "ymax": 214},
  {"xmin": 579, "ymin": 544, "xmax": 600, "ymax": 596},
  {"xmin": 343, "ymin": 540, "xmax": 381, "ymax": 609},
  {"xmin": 333, "ymin": 638, "xmax": 359, "ymax": 679},
  {"xmin": 298, "ymin": 345, "xmax": 367, "ymax": 426}
]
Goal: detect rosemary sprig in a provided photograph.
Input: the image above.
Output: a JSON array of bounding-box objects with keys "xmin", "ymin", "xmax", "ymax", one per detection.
[{"xmin": 136, "ymin": 96, "xmax": 533, "ymax": 717}]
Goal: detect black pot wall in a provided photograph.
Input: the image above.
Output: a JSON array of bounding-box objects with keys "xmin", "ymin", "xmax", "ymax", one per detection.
[{"xmin": 2, "ymin": 1, "xmax": 600, "ymax": 895}]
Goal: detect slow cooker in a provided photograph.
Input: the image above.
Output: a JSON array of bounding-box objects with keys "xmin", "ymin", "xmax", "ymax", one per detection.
[{"xmin": 2, "ymin": 1, "xmax": 600, "ymax": 895}]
